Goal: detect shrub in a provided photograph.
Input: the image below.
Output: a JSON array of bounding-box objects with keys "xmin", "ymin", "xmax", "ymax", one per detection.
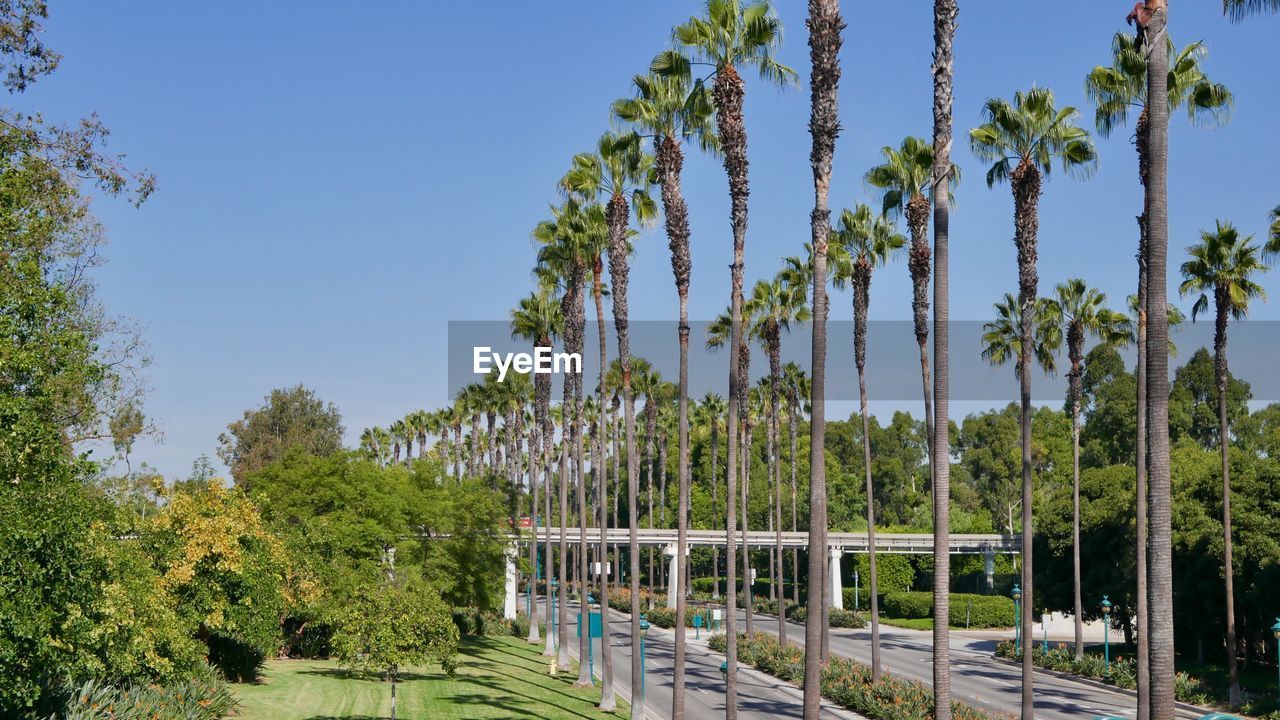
[
  {"xmin": 608, "ymin": 588, "xmax": 663, "ymax": 614},
  {"xmin": 994, "ymin": 639, "xmax": 1212, "ymax": 706},
  {"xmin": 643, "ymin": 606, "xmax": 704, "ymax": 629},
  {"xmin": 49, "ymin": 669, "xmax": 237, "ymax": 720},
  {"xmin": 829, "ymin": 608, "xmax": 866, "ymax": 628},
  {"xmin": 717, "ymin": 632, "xmax": 994, "ymax": 720},
  {"xmin": 883, "ymin": 591, "xmax": 933, "ymax": 619},
  {"xmin": 883, "ymin": 591, "xmax": 1015, "ymax": 628}
]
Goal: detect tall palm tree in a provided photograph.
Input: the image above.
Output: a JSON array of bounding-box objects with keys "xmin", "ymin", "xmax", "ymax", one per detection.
[
  {"xmin": 781, "ymin": 362, "xmax": 808, "ymax": 607},
  {"xmin": 656, "ymin": 7, "xmax": 795, "ymax": 712},
  {"xmin": 748, "ymin": 275, "xmax": 810, "ymax": 645},
  {"xmin": 834, "ymin": 203, "xmax": 904, "ymax": 681},
  {"xmin": 614, "ymin": 73, "xmax": 715, "ymax": 719},
  {"xmin": 970, "ymin": 87, "xmax": 1096, "ymax": 720},
  {"xmin": 1042, "ymin": 279, "xmax": 1128, "ymax": 659},
  {"xmin": 929, "ymin": 4, "xmax": 958, "ymax": 717},
  {"xmin": 635, "ymin": 363, "xmax": 666, "ymax": 602},
  {"xmin": 1179, "ymin": 221, "xmax": 1269, "ymax": 708},
  {"xmin": 535, "ymin": 198, "xmax": 600, "ymax": 673},
  {"xmin": 864, "ymin": 137, "xmax": 959, "ymax": 471},
  {"xmin": 511, "ymin": 289, "xmax": 564, "ymax": 646},
  {"xmin": 781, "ymin": 239, "xmax": 848, "ymax": 663},
  {"xmin": 1141, "ymin": 6, "xmax": 1175, "ymax": 720},
  {"xmin": 802, "ymin": 0, "xmax": 843, "ymax": 711},
  {"xmin": 1085, "ymin": 34, "xmax": 1231, "ymax": 712},
  {"xmin": 562, "ymin": 132, "xmax": 654, "ymax": 708},
  {"xmin": 696, "ymin": 392, "xmax": 727, "ymax": 598}
]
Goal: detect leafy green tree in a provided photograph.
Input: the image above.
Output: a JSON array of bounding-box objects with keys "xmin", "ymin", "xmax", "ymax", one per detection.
[
  {"xmin": 143, "ymin": 484, "xmax": 289, "ymax": 681},
  {"xmin": 218, "ymin": 385, "xmax": 344, "ymax": 486},
  {"xmin": 331, "ymin": 582, "xmax": 459, "ymax": 720}
]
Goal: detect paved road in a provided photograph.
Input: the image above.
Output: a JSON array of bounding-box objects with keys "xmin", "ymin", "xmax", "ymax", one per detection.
[
  {"xmin": 531, "ymin": 596, "xmax": 851, "ymax": 720},
  {"xmin": 732, "ymin": 608, "xmax": 1208, "ymax": 720}
]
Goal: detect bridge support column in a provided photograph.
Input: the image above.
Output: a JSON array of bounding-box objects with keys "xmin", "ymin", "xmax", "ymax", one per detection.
[
  {"xmin": 829, "ymin": 546, "xmax": 844, "ymax": 610},
  {"xmin": 984, "ymin": 550, "xmax": 996, "ymax": 593},
  {"xmin": 503, "ymin": 544, "xmax": 518, "ymax": 620},
  {"xmin": 665, "ymin": 543, "xmax": 679, "ymax": 609}
]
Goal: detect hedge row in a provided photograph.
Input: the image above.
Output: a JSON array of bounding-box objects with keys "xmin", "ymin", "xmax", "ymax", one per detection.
[
  {"xmin": 709, "ymin": 632, "xmax": 991, "ymax": 720},
  {"xmin": 994, "ymin": 639, "xmax": 1216, "ymax": 707},
  {"xmin": 882, "ymin": 591, "xmax": 1015, "ymax": 628},
  {"xmin": 789, "ymin": 606, "xmax": 866, "ymax": 628}
]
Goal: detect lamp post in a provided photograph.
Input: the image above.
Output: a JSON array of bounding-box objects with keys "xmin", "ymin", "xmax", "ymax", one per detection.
[
  {"xmin": 720, "ymin": 660, "xmax": 729, "ymax": 683},
  {"xmin": 1100, "ymin": 596, "xmax": 1112, "ymax": 671},
  {"xmin": 1270, "ymin": 617, "xmax": 1280, "ymax": 706},
  {"xmin": 586, "ymin": 593, "xmax": 596, "ymax": 683},
  {"xmin": 551, "ymin": 579, "xmax": 559, "ymax": 643},
  {"xmin": 639, "ymin": 615, "xmax": 651, "ymax": 701},
  {"xmin": 1012, "ymin": 584, "xmax": 1022, "ymax": 657},
  {"xmin": 854, "ymin": 568, "xmax": 860, "ymax": 612}
]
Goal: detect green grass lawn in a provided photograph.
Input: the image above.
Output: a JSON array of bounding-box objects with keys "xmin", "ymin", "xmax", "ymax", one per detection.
[{"xmin": 233, "ymin": 635, "xmax": 628, "ymax": 719}]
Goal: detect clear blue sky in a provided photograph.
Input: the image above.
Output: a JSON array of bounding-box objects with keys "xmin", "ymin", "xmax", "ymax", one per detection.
[{"xmin": 24, "ymin": 2, "xmax": 1278, "ymax": 479}]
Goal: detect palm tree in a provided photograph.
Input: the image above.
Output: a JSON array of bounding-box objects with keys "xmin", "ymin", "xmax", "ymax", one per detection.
[
  {"xmin": 802, "ymin": 0, "xmax": 843, "ymax": 705},
  {"xmin": 1141, "ymin": 7, "xmax": 1175, "ymax": 720},
  {"xmin": 781, "ymin": 239, "xmax": 848, "ymax": 664},
  {"xmin": 696, "ymin": 392, "xmax": 727, "ymax": 598},
  {"xmin": 535, "ymin": 198, "xmax": 599, "ymax": 673},
  {"xmin": 929, "ymin": 4, "xmax": 958, "ymax": 717},
  {"xmin": 1223, "ymin": 0, "xmax": 1279, "ymax": 20},
  {"xmin": 614, "ymin": 72, "xmax": 715, "ymax": 719},
  {"xmin": 834, "ymin": 203, "xmax": 904, "ymax": 681},
  {"xmin": 1085, "ymin": 34, "xmax": 1231, "ymax": 711},
  {"xmin": 1179, "ymin": 221, "xmax": 1269, "ymax": 707},
  {"xmin": 970, "ymin": 86, "xmax": 1096, "ymax": 720},
  {"xmin": 656, "ymin": 7, "xmax": 795, "ymax": 712},
  {"xmin": 1042, "ymin": 280, "xmax": 1128, "ymax": 659},
  {"xmin": 634, "ymin": 363, "xmax": 666, "ymax": 602},
  {"xmin": 748, "ymin": 274, "xmax": 809, "ymax": 645},
  {"xmin": 982, "ymin": 293, "xmax": 1061, "ymax": 377},
  {"xmin": 512, "ymin": 289, "xmax": 564, "ymax": 646},
  {"xmin": 781, "ymin": 362, "xmax": 808, "ymax": 607},
  {"xmin": 1268, "ymin": 206, "xmax": 1279, "ymax": 255},
  {"xmin": 561, "ymin": 132, "xmax": 655, "ymax": 708},
  {"xmin": 864, "ymin": 136, "xmax": 959, "ymax": 471}
]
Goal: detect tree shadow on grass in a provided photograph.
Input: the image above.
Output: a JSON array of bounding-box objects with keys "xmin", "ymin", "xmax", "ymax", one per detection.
[{"xmin": 296, "ymin": 668, "xmax": 438, "ymax": 682}]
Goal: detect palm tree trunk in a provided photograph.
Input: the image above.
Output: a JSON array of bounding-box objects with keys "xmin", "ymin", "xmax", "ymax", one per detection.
[
  {"xmin": 1215, "ymin": 296, "xmax": 1241, "ymax": 707},
  {"xmin": 529, "ymin": 379, "xmax": 542, "ymax": 645},
  {"xmin": 768, "ymin": 340, "xmax": 787, "ymax": 646},
  {"xmin": 646, "ymin": 403, "xmax": 657, "ymax": 606},
  {"xmin": 1011, "ymin": 158, "xmax": 1041, "ymax": 720},
  {"xmin": 612, "ymin": 406, "xmax": 622, "ymax": 596},
  {"xmin": 1071, "ymin": 349, "xmax": 1084, "ymax": 660},
  {"xmin": 803, "ymin": 1, "xmax": 843, "ymax": 715},
  {"xmin": 712, "ymin": 420, "xmax": 721, "ymax": 600},
  {"xmin": 1134, "ymin": 207, "xmax": 1150, "ymax": 720},
  {"xmin": 657, "ymin": 129, "xmax": 695, "ymax": 720},
  {"xmin": 1144, "ymin": 8, "xmax": 1175, "ymax": 720},
  {"xmin": 543, "ymin": 401, "xmax": 557, "ymax": 657},
  {"xmin": 572, "ymin": 277, "xmax": 592, "ymax": 689},
  {"xmin": 593, "ymin": 258, "xmax": 616, "ymax": 709},
  {"xmin": 740, "ymin": 387, "xmax": 754, "ymax": 636},
  {"xmin": 660, "ymin": 432, "xmax": 669, "ymax": 590},
  {"xmin": 854, "ymin": 267, "xmax": 881, "ymax": 681},
  {"xmin": 907, "ymin": 192, "xmax": 934, "ymax": 478},
  {"xmin": 558, "ymin": 429, "xmax": 571, "ymax": 671},
  {"xmin": 715, "ymin": 57, "xmax": 749, "ymax": 720},
  {"xmin": 929, "ymin": 4, "xmax": 957, "ymax": 718},
  {"xmin": 789, "ymin": 400, "xmax": 800, "ymax": 608}
]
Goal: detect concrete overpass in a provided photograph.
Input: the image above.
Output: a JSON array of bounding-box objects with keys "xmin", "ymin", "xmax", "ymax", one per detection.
[{"xmin": 507, "ymin": 529, "xmax": 1019, "ymax": 618}]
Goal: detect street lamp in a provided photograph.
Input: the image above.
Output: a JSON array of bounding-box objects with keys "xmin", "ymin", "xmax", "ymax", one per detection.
[
  {"xmin": 551, "ymin": 579, "xmax": 559, "ymax": 643},
  {"xmin": 1270, "ymin": 617, "xmax": 1280, "ymax": 706},
  {"xmin": 1012, "ymin": 584, "xmax": 1022, "ymax": 657},
  {"xmin": 1100, "ymin": 596, "xmax": 1113, "ymax": 671},
  {"xmin": 639, "ymin": 615, "xmax": 651, "ymax": 700},
  {"xmin": 586, "ymin": 593, "xmax": 597, "ymax": 683}
]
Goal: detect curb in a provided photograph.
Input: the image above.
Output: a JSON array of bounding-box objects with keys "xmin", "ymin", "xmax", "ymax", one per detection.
[{"xmin": 988, "ymin": 653, "xmax": 1217, "ymax": 716}]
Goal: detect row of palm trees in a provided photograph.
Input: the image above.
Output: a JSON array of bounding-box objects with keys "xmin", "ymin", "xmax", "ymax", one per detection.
[{"xmin": 381, "ymin": 2, "xmax": 1278, "ymax": 719}]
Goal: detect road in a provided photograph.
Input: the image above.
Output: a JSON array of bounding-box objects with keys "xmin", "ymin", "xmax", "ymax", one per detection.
[
  {"xmin": 531, "ymin": 596, "xmax": 852, "ymax": 720},
  {"xmin": 730, "ymin": 608, "xmax": 1209, "ymax": 720}
]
